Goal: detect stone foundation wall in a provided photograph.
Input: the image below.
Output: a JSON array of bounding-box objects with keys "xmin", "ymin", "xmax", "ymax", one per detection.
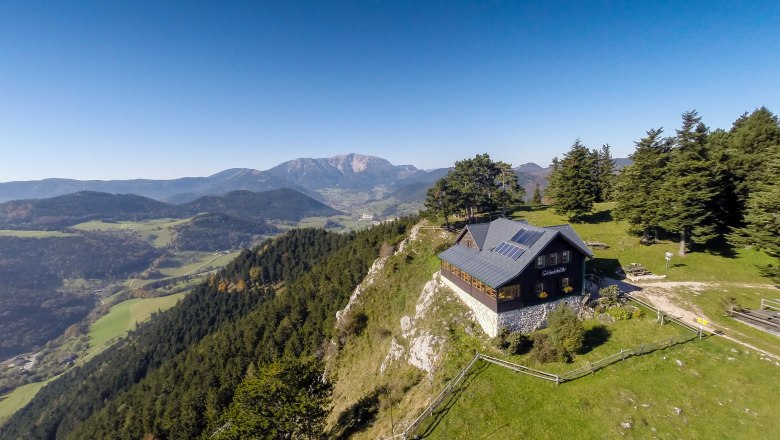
[
  {"xmin": 442, "ymin": 274, "xmax": 585, "ymax": 337},
  {"xmin": 497, "ymin": 296, "xmax": 585, "ymax": 334},
  {"xmin": 441, "ymin": 275, "xmax": 499, "ymax": 337}
]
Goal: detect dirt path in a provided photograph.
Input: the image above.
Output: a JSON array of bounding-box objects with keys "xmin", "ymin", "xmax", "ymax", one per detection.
[{"xmin": 604, "ymin": 278, "xmax": 780, "ymax": 361}]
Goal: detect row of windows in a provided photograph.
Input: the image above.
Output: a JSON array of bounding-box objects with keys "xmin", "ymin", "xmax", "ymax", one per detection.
[
  {"xmin": 443, "ymin": 261, "xmax": 501, "ymax": 299},
  {"xmin": 443, "ymin": 261, "xmax": 573, "ymax": 301},
  {"xmin": 536, "ymin": 250, "xmax": 571, "ymax": 268},
  {"xmin": 533, "ymin": 277, "xmax": 571, "ymax": 294}
]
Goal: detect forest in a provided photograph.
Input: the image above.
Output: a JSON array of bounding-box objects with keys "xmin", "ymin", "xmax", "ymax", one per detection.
[{"xmin": 0, "ymin": 218, "xmax": 416, "ymax": 439}]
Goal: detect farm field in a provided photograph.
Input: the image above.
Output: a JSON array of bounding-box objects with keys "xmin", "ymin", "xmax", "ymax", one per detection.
[
  {"xmin": 87, "ymin": 293, "xmax": 186, "ymax": 359},
  {"xmin": 0, "ymin": 376, "xmax": 58, "ymax": 424},
  {"xmin": 0, "ymin": 230, "xmax": 75, "ymax": 238},
  {"xmin": 71, "ymin": 218, "xmax": 189, "ymax": 248}
]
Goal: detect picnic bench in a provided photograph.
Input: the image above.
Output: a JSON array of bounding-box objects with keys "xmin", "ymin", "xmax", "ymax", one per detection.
[{"xmin": 623, "ymin": 263, "xmax": 652, "ymax": 277}]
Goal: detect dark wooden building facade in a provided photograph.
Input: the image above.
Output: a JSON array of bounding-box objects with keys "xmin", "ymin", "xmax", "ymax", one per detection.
[{"xmin": 438, "ymin": 218, "xmax": 593, "ymax": 313}]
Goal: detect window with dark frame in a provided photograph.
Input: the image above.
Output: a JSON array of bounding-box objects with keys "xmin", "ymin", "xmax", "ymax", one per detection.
[
  {"xmin": 548, "ymin": 253, "xmax": 558, "ymax": 265},
  {"xmin": 533, "ymin": 282, "xmax": 544, "ymax": 294},
  {"xmin": 562, "ymin": 250, "xmax": 570, "ymax": 264},
  {"xmin": 536, "ymin": 255, "xmax": 545, "ymax": 268},
  {"xmin": 560, "ymin": 277, "xmax": 569, "ymax": 288}
]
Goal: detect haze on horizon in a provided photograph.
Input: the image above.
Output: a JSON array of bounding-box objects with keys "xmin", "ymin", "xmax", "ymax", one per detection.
[{"xmin": 1, "ymin": 1, "xmax": 778, "ymax": 182}]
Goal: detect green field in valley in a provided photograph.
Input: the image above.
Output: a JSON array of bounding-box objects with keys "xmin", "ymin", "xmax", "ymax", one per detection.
[
  {"xmin": 86, "ymin": 293, "xmax": 186, "ymax": 359},
  {"xmin": 0, "ymin": 376, "xmax": 59, "ymax": 424},
  {"xmin": 71, "ymin": 218, "xmax": 189, "ymax": 248}
]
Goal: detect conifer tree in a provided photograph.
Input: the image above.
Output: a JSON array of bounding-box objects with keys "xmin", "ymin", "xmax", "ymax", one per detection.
[
  {"xmin": 596, "ymin": 144, "xmax": 616, "ymax": 201},
  {"xmin": 726, "ymin": 107, "xmax": 780, "ymax": 219},
  {"xmin": 613, "ymin": 128, "xmax": 671, "ymax": 242},
  {"xmin": 730, "ymin": 152, "xmax": 780, "ymax": 281},
  {"xmin": 660, "ymin": 111, "xmax": 718, "ymax": 255},
  {"xmin": 549, "ymin": 139, "xmax": 597, "ymax": 222},
  {"xmin": 531, "ymin": 183, "xmax": 543, "ymax": 206}
]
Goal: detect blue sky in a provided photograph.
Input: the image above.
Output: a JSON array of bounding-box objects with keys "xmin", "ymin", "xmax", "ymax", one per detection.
[{"xmin": 1, "ymin": 1, "xmax": 778, "ymax": 181}]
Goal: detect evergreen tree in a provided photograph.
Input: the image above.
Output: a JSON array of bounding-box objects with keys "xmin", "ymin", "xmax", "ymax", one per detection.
[
  {"xmin": 548, "ymin": 139, "xmax": 597, "ymax": 222},
  {"xmin": 544, "ymin": 157, "xmax": 561, "ymax": 203},
  {"xmin": 531, "ymin": 183, "xmax": 543, "ymax": 206},
  {"xmin": 613, "ymin": 128, "xmax": 672, "ymax": 242},
  {"xmin": 730, "ymin": 152, "xmax": 780, "ymax": 281},
  {"xmin": 214, "ymin": 358, "xmax": 331, "ymax": 440},
  {"xmin": 660, "ymin": 111, "xmax": 718, "ymax": 255},
  {"xmin": 424, "ymin": 154, "xmax": 523, "ymax": 222},
  {"xmin": 596, "ymin": 144, "xmax": 616, "ymax": 201},
  {"xmin": 727, "ymin": 107, "xmax": 780, "ymax": 220}
]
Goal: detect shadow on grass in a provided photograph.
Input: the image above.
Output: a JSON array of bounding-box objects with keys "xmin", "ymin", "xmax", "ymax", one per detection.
[
  {"xmin": 331, "ymin": 387, "xmax": 383, "ymax": 440},
  {"xmin": 415, "ymin": 360, "xmax": 491, "ymax": 439},
  {"xmin": 579, "ymin": 324, "xmax": 611, "ymax": 355},
  {"xmin": 703, "ymin": 237, "xmax": 738, "ymax": 259},
  {"xmin": 577, "ymin": 209, "xmax": 613, "ymax": 224}
]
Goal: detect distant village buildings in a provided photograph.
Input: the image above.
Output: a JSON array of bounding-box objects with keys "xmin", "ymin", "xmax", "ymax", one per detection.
[{"xmin": 438, "ymin": 218, "xmax": 593, "ymax": 336}]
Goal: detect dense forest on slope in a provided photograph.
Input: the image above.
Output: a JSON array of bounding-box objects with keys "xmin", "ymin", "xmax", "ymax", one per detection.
[
  {"xmin": 0, "ymin": 219, "xmax": 415, "ymax": 439},
  {"xmin": 0, "ymin": 232, "xmax": 161, "ymax": 359},
  {"xmin": 171, "ymin": 213, "xmax": 278, "ymax": 251}
]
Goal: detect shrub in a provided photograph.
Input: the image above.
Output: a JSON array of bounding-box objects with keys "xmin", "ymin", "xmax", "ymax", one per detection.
[
  {"xmin": 598, "ymin": 285, "xmax": 621, "ymax": 305},
  {"xmin": 607, "ymin": 306, "xmax": 631, "ymax": 321},
  {"xmin": 506, "ymin": 332, "xmax": 532, "ymax": 355},
  {"xmin": 631, "ymin": 307, "xmax": 643, "ymax": 319},
  {"xmin": 546, "ymin": 305, "xmax": 585, "ymax": 362},
  {"xmin": 494, "ymin": 328, "xmax": 531, "ymax": 355},
  {"xmin": 529, "ymin": 333, "xmax": 563, "ymax": 363}
]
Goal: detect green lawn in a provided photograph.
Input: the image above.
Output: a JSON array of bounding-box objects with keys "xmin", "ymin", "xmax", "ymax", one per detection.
[
  {"xmin": 411, "ymin": 205, "xmax": 780, "ymax": 439},
  {"xmin": 418, "ymin": 334, "xmax": 779, "ymax": 439},
  {"xmin": 512, "ymin": 203, "xmax": 774, "ymax": 284}
]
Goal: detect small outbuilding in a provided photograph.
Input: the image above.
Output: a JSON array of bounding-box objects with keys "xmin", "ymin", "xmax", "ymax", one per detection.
[{"xmin": 438, "ymin": 218, "xmax": 594, "ymax": 336}]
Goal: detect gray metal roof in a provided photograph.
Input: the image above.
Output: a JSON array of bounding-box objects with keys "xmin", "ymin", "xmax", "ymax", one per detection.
[
  {"xmin": 466, "ymin": 222, "xmax": 490, "ymax": 249},
  {"xmin": 438, "ymin": 218, "xmax": 592, "ymax": 288},
  {"xmin": 545, "ymin": 224, "xmax": 595, "ymax": 258}
]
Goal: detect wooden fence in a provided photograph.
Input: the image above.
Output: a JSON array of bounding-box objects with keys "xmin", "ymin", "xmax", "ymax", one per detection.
[{"xmin": 384, "ymin": 329, "xmax": 698, "ymax": 439}]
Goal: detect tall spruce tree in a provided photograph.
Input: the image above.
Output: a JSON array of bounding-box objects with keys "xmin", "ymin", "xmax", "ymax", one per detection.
[
  {"xmin": 730, "ymin": 151, "xmax": 780, "ymax": 281},
  {"xmin": 727, "ymin": 107, "xmax": 780, "ymax": 220},
  {"xmin": 660, "ymin": 111, "xmax": 719, "ymax": 255},
  {"xmin": 596, "ymin": 144, "xmax": 616, "ymax": 201},
  {"xmin": 549, "ymin": 139, "xmax": 597, "ymax": 222},
  {"xmin": 531, "ymin": 183, "xmax": 543, "ymax": 206},
  {"xmin": 613, "ymin": 128, "xmax": 672, "ymax": 242}
]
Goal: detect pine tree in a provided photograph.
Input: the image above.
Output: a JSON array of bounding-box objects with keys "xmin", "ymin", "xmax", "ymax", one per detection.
[
  {"xmin": 660, "ymin": 111, "xmax": 719, "ymax": 255},
  {"xmin": 549, "ymin": 139, "xmax": 597, "ymax": 222},
  {"xmin": 613, "ymin": 128, "xmax": 671, "ymax": 242},
  {"xmin": 531, "ymin": 183, "xmax": 543, "ymax": 206}
]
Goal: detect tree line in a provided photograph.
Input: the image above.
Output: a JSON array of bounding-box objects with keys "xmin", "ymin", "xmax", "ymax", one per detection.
[{"xmin": 546, "ymin": 108, "xmax": 779, "ymax": 268}]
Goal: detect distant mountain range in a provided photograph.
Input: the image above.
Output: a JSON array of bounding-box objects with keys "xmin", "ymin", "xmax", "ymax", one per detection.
[
  {"xmin": 0, "ymin": 188, "xmax": 341, "ymax": 230},
  {"xmin": 0, "ymin": 153, "xmax": 632, "ymax": 212}
]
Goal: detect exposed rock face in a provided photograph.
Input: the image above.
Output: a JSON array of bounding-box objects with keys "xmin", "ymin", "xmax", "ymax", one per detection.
[
  {"xmin": 380, "ymin": 338, "xmax": 405, "ymax": 374},
  {"xmin": 407, "ymin": 332, "xmax": 441, "ymax": 375},
  {"xmin": 440, "ymin": 274, "xmax": 585, "ymax": 337}
]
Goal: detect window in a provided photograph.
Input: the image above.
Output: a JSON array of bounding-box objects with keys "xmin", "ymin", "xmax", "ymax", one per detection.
[
  {"xmin": 548, "ymin": 253, "xmax": 559, "ymax": 266},
  {"xmin": 560, "ymin": 277, "xmax": 570, "ymax": 288},
  {"xmin": 536, "ymin": 255, "xmax": 546, "ymax": 268},
  {"xmin": 533, "ymin": 282, "xmax": 544, "ymax": 294},
  {"xmin": 498, "ymin": 284, "xmax": 520, "ymax": 300},
  {"xmin": 562, "ymin": 251, "xmax": 571, "ymax": 264}
]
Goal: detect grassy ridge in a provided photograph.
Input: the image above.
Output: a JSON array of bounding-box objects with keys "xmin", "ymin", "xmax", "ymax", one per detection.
[{"xmin": 420, "ymin": 336, "xmax": 778, "ymax": 439}]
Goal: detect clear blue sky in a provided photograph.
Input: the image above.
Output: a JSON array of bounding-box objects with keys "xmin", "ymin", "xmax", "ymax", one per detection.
[{"xmin": 1, "ymin": 1, "xmax": 778, "ymax": 181}]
